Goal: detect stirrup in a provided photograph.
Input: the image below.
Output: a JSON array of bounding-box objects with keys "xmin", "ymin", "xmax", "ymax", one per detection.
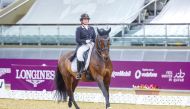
[{"xmin": 76, "ymin": 73, "xmax": 81, "ymax": 79}]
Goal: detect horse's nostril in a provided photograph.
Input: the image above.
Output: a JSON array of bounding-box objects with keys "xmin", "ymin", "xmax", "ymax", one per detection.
[{"xmin": 104, "ymin": 57, "xmax": 108, "ymax": 61}]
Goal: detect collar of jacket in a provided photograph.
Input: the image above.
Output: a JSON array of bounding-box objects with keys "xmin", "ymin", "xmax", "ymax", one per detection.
[{"xmin": 81, "ymin": 25, "xmax": 89, "ymax": 29}]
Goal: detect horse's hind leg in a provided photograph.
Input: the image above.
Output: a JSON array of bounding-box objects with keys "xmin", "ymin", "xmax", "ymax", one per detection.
[
  {"xmin": 68, "ymin": 88, "xmax": 80, "ymax": 109},
  {"xmin": 65, "ymin": 76, "xmax": 80, "ymax": 109},
  {"xmin": 68, "ymin": 78, "xmax": 79, "ymax": 108},
  {"xmin": 68, "ymin": 97, "xmax": 72, "ymax": 108}
]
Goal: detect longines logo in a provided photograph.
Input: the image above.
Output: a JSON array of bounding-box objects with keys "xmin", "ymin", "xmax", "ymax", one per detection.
[
  {"xmin": 26, "ymin": 80, "xmax": 45, "ymax": 87},
  {"xmin": 16, "ymin": 69, "xmax": 55, "ymax": 87}
]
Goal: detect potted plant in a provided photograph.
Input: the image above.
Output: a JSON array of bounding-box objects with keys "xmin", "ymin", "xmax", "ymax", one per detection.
[{"xmin": 133, "ymin": 84, "xmax": 159, "ymax": 95}]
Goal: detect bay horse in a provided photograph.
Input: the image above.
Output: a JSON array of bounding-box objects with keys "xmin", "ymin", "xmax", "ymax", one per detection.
[{"xmin": 55, "ymin": 28, "xmax": 113, "ymax": 109}]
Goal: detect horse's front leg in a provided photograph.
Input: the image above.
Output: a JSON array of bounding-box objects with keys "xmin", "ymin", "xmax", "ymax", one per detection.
[
  {"xmin": 97, "ymin": 77, "xmax": 111, "ymax": 109},
  {"xmin": 104, "ymin": 76, "xmax": 111, "ymax": 106}
]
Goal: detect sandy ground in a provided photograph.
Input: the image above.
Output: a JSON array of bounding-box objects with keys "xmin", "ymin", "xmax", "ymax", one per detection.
[
  {"xmin": 0, "ymin": 99, "xmax": 190, "ymax": 109},
  {"xmin": 0, "ymin": 88, "xmax": 190, "ymax": 109}
]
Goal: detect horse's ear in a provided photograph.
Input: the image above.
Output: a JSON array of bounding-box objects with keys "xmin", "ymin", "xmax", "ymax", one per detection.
[
  {"xmin": 106, "ymin": 28, "xmax": 111, "ymax": 35},
  {"xmin": 97, "ymin": 27, "xmax": 111, "ymax": 36},
  {"xmin": 97, "ymin": 28, "xmax": 101, "ymax": 36}
]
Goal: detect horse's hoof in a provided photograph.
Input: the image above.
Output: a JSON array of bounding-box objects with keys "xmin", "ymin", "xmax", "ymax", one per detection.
[{"xmin": 107, "ymin": 107, "xmax": 112, "ymax": 109}]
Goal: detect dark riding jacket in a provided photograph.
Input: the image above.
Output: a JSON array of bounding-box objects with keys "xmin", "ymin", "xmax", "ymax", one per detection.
[
  {"xmin": 70, "ymin": 25, "xmax": 96, "ymax": 62},
  {"xmin": 76, "ymin": 26, "xmax": 96, "ymax": 45}
]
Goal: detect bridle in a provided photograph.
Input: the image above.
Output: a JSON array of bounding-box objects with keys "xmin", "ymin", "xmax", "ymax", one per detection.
[{"xmin": 95, "ymin": 35, "xmax": 110, "ymax": 58}]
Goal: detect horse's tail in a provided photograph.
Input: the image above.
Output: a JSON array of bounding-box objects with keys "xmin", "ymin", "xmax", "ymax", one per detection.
[{"xmin": 55, "ymin": 66, "xmax": 67, "ymax": 102}]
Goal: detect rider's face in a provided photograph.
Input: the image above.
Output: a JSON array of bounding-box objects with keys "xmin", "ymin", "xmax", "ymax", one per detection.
[{"xmin": 81, "ymin": 18, "xmax": 89, "ymax": 25}]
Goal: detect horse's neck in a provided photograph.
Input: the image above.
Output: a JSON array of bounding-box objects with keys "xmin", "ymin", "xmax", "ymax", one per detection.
[
  {"xmin": 91, "ymin": 47, "xmax": 111, "ymax": 69},
  {"xmin": 91, "ymin": 46, "xmax": 96, "ymax": 58},
  {"xmin": 91, "ymin": 46, "xmax": 103, "ymax": 63},
  {"xmin": 91, "ymin": 46, "xmax": 100, "ymax": 61}
]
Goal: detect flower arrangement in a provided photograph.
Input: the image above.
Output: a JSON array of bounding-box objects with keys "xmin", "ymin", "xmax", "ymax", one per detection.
[
  {"xmin": 133, "ymin": 84, "xmax": 159, "ymax": 95},
  {"xmin": 132, "ymin": 84, "xmax": 159, "ymax": 90}
]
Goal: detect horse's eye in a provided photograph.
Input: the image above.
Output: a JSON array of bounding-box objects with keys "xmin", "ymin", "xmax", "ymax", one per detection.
[
  {"xmin": 100, "ymin": 41, "xmax": 104, "ymax": 47},
  {"xmin": 108, "ymin": 40, "xmax": 111, "ymax": 45}
]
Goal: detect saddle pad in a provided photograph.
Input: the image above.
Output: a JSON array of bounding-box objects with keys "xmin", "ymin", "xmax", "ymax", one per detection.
[
  {"xmin": 71, "ymin": 57, "xmax": 78, "ymax": 73},
  {"xmin": 71, "ymin": 52, "xmax": 92, "ymax": 73},
  {"xmin": 71, "ymin": 43, "xmax": 94, "ymax": 73}
]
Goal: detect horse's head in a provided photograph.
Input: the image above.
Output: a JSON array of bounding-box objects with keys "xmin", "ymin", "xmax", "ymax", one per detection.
[{"xmin": 96, "ymin": 28, "xmax": 111, "ymax": 61}]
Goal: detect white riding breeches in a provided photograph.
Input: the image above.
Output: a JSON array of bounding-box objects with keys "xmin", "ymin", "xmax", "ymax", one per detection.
[{"xmin": 77, "ymin": 42, "xmax": 94, "ymax": 62}]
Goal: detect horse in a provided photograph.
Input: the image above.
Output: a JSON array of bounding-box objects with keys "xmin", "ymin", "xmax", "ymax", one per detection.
[{"xmin": 55, "ymin": 28, "xmax": 113, "ymax": 109}]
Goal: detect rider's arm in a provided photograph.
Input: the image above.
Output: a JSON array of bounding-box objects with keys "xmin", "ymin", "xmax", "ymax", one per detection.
[{"xmin": 76, "ymin": 27, "xmax": 86, "ymax": 45}]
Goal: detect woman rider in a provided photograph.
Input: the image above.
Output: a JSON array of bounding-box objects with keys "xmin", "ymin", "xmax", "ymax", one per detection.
[{"xmin": 75, "ymin": 13, "xmax": 96, "ymax": 79}]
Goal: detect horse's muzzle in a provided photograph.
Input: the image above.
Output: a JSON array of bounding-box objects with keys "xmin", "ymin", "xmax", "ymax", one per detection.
[{"xmin": 103, "ymin": 56, "xmax": 109, "ymax": 61}]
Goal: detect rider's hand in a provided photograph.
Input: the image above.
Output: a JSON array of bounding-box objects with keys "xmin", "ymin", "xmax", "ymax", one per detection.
[{"xmin": 85, "ymin": 40, "xmax": 91, "ymax": 43}]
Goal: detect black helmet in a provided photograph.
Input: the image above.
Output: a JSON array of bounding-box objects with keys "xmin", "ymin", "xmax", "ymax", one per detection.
[{"xmin": 80, "ymin": 13, "xmax": 90, "ymax": 21}]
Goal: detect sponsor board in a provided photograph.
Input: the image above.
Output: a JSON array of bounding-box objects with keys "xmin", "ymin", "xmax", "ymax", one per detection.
[
  {"xmin": 11, "ymin": 64, "xmax": 56, "ymax": 91},
  {"xmin": 0, "ymin": 59, "xmax": 190, "ymax": 90}
]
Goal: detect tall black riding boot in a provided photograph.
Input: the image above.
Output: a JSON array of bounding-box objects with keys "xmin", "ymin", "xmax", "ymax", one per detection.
[{"xmin": 76, "ymin": 60, "xmax": 84, "ymax": 79}]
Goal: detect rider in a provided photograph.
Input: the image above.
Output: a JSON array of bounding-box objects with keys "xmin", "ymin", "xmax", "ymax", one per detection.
[{"xmin": 76, "ymin": 13, "xmax": 96, "ymax": 79}]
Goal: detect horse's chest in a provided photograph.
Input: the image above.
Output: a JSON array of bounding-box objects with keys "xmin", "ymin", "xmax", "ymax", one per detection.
[
  {"xmin": 92, "ymin": 59, "xmax": 112, "ymax": 74},
  {"xmin": 104, "ymin": 65, "xmax": 111, "ymax": 72},
  {"xmin": 94, "ymin": 64, "xmax": 110, "ymax": 72}
]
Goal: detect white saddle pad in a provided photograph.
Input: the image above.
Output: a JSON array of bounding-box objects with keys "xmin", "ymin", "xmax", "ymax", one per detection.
[
  {"xmin": 71, "ymin": 43, "xmax": 94, "ymax": 73},
  {"xmin": 71, "ymin": 56, "xmax": 91, "ymax": 73},
  {"xmin": 71, "ymin": 58, "xmax": 78, "ymax": 73}
]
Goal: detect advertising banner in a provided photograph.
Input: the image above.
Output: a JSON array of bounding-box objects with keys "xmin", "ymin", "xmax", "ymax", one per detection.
[
  {"xmin": 0, "ymin": 59, "xmax": 189, "ymax": 90},
  {"xmin": 11, "ymin": 64, "xmax": 56, "ymax": 91}
]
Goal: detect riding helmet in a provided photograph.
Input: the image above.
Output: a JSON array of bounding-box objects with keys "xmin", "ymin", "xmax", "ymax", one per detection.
[{"xmin": 80, "ymin": 13, "xmax": 90, "ymax": 21}]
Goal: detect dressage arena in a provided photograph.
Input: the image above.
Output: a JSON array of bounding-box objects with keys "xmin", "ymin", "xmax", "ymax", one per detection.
[{"xmin": 1, "ymin": 0, "xmax": 190, "ymax": 109}]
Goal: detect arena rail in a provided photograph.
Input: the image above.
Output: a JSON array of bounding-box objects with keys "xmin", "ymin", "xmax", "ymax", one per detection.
[
  {"xmin": 0, "ymin": 23, "xmax": 190, "ymax": 46},
  {"xmin": 0, "ymin": 90, "xmax": 190, "ymax": 106}
]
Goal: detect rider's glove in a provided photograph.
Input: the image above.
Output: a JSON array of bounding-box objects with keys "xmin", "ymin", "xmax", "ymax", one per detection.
[{"xmin": 85, "ymin": 40, "xmax": 91, "ymax": 44}]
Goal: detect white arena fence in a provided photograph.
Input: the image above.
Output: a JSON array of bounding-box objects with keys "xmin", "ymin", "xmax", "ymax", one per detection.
[{"xmin": 0, "ymin": 89, "xmax": 190, "ymax": 106}]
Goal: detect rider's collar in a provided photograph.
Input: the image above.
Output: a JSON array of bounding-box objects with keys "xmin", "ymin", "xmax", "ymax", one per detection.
[{"xmin": 81, "ymin": 25, "xmax": 89, "ymax": 30}]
